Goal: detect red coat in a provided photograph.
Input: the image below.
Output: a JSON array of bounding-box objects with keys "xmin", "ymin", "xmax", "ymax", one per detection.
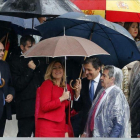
[{"xmin": 35, "ymin": 80, "xmax": 74, "ymax": 137}]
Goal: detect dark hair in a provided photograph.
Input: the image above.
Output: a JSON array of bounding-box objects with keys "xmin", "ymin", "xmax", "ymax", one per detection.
[
  {"xmin": 124, "ymin": 22, "xmax": 139, "ymax": 40},
  {"xmin": 83, "ymin": 57, "xmax": 102, "ymax": 70},
  {"xmin": 20, "ymin": 35, "xmax": 35, "ymax": 47}
]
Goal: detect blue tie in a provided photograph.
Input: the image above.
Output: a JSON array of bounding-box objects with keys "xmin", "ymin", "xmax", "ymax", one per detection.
[{"xmin": 89, "ymin": 80, "xmax": 94, "ymax": 102}]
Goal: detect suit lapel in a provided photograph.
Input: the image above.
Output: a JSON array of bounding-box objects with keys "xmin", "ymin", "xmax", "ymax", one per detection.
[
  {"xmin": 94, "ymin": 80, "xmax": 102, "ymax": 100},
  {"xmin": 83, "ymin": 78, "xmax": 102, "ymax": 103},
  {"xmin": 84, "ymin": 79, "xmax": 91, "ymax": 103}
]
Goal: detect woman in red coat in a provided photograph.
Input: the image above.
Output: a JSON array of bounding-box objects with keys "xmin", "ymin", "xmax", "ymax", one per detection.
[{"xmin": 35, "ymin": 60, "xmax": 74, "ymax": 137}]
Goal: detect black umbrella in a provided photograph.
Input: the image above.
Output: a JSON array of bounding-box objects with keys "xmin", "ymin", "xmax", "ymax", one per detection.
[
  {"xmin": 0, "ymin": 0, "xmax": 81, "ymax": 18},
  {"xmin": 0, "ymin": 21, "xmax": 11, "ymax": 39}
]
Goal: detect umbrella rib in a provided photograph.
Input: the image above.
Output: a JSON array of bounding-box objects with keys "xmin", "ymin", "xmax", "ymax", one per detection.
[
  {"xmin": 94, "ymin": 26, "xmax": 121, "ymax": 36},
  {"xmin": 94, "ymin": 31, "xmax": 111, "ymax": 40},
  {"xmin": 72, "ymin": 37, "xmax": 89, "ymax": 56},
  {"xmin": 93, "ymin": 25, "xmax": 127, "ymax": 38},
  {"xmin": 97, "ymin": 23, "xmax": 121, "ymax": 66}
]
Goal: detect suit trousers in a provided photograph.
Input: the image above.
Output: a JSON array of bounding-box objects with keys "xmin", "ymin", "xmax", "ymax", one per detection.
[
  {"xmin": 71, "ymin": 113, "xmax": 82, "ymax": 137},
  {"xmin": 17, "ymin": 116, "xmax": 35, "ymax": 137},
  {"xmin": 0, "ymin": 106, "xmax": 6, "ymax": 137}
]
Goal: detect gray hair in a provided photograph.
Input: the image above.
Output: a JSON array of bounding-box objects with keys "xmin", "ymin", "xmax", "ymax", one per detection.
[
  {"xmin": 103, "ymin": 65, "xmax": 123, "ymax": 88},
  {"xmin": 103, "ymin": 65, "xmax": 114, "ymax": 78}
]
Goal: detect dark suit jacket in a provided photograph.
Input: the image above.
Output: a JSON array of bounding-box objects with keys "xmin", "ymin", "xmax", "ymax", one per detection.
[
  {"xmin": 0, "ymin": 60, "xmax": 15, "ymax": 120},
  {"xmin": 9, "ymin": 54, "xmax": 43, "ymax": 119},
  {"xmin": 0, "ymin": 86, "xmax": 4, "ymax": 119},
  {"xmin": 73, "ymin": 77, "xmax": 102, "ymax": 134}
]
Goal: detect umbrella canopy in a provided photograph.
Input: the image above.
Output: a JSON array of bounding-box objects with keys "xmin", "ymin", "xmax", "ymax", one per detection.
[
  {"xmin": 0, "ymin": 21, "xmax": 11, "ymax": 39},
  {"xmin": 36, "ymin": 12, "xmax": 140, "ymax": 68},
  {"xmin": 23, "ymin": 35, "xmax": 109, "ymax": 58},
  {"xmin": 0, "ymin": 0, "xmax": 81, "ymax": 18},
  {"xmin": 70, "ymin": 0, "xmax": 140, "ymax": 22},
  {"xmin": 136, "ymin": 41, "xmax": 140, "ymax": 52},
  {"xmin": 0, "ymin": 15, "xmax": 41, "ymax": 35},
  {"xmin": 23, "ymin": 35, "xmax": 108, "ymax": 91},
  {"xmin": 0, "ymin": 15, "xmax": 40, "ymax": 28},
  {"xmin": 10, "ymin": 24, "xmax": 41, "ymax": 36}
]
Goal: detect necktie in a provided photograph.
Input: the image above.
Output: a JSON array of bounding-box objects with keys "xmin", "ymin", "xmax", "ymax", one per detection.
[
  {"xmin": 89, "ymin": 80, "xmax": 94, "ymax": 102},
  {"xmin": 90, "ymin": 90, "xmax": 105, "ymax": 131}
]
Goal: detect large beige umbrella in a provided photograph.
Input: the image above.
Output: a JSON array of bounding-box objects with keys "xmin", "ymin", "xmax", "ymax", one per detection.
[
  {"xmin": 23, "ymin": 35, "xmax": 109, "ymax": 90},
  {"xmin": 24, "ymin": 35, "xmax": 109, "ymax": 57}
]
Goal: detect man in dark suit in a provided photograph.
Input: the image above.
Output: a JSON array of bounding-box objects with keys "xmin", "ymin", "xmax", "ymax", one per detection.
[
  {"xmin": 0, "ymin": 42, "xmax": 15, "ymax": 137},
  {"xmin": 10, "ymin": 35, "xmax": 44, "ymax": 137},
  {"xmin": 72, "ymin": 57, "xmax": 102, "ymax": 136}
]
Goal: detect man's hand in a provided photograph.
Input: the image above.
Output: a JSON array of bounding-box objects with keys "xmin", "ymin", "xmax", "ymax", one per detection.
[
  {"xmin": 28, "ymin": 60, "xmax": 36, "ymax": 70},
  {"xmin": 5, "ymin": 94, "xmax": 13, "ymax": 103},
  {"xmin": 74, "ymin": 79, "xmax": 82, "ymax": 98}
]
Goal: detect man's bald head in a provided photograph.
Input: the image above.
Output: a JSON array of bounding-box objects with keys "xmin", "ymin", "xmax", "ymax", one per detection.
[{"xmin": 0, "ymin": 42, "xmax": 5, "ymax": 60}]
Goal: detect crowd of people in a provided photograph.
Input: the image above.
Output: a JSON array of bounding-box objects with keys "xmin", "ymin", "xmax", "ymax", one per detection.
[{"xmin": 0, "ymin": 21, "xmax": 140, "ymax": 138}]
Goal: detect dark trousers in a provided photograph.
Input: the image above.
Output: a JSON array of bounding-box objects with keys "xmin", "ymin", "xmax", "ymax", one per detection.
[
  {"xmin": 71, "ymin": 113, "xmax": 82, "ymax": 137},
  {"xmin": 17, "ymin": 116, "xmax": 35, "ymax": 137},
  {"xmin": 0, "ymin": 106, "xmax": 6, "ymax": 137},
  {"xmin": 131, "ymin": 135, "xmax": 137, "ymax": 138}
]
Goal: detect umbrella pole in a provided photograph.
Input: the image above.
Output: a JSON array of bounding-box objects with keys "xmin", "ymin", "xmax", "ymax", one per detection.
[
  {"xmin": 65, "ymin": 56, "xmax": 67, "ymax": 91},
  {"xmin": 78, "ymin": 57, "xmax": 86, "ymax": 78},
  {"xmin": 65, "ymin": 56, "xmax": 71, "ymax": 101},
  {"xmin": 32, "ymin": 18, "xmax": 34, "ymax": 36}
]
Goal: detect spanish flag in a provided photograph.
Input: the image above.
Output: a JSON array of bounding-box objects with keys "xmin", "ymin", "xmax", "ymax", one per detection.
[
  {"xmin": 71, "ymin": 0, "xmax": 140, "ymax": 22},
  {"xmin": 3, "ymin": 41, "xmax": 10, "ymax": 61}
]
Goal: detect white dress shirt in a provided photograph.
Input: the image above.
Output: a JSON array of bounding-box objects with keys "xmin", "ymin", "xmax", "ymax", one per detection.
[
  {"xmin": 89, "ymin": 73, "xmax": 101, "ymax": 93},
  {"xmin": 75, "ymin": 73, "xmax": 101, "ymax": 101}
]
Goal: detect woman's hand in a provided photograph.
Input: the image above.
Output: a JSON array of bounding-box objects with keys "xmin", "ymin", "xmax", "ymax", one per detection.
[
  {"xmin": 59, "ymin": 89, "xmax": 70, "ymax": 102},
  {"xmin": 65, "ymin": 132, "xmax": 69, "ymax": 137}
]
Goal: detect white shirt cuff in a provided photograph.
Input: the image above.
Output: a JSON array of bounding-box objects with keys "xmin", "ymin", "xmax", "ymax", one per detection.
[{"xmin": 74, "ymin": 95, "xmax": 80, "ymax": 101}]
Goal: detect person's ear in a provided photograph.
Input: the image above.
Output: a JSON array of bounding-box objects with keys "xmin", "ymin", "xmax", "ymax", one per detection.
[
  {"xmin": 97, "ymin": 67, "xmax": 101, "ymax": 72},
  {"xmin": 111, "ymin": 77, "xmax": 115, "ymax": 82},
  {"xmin": 20, "ymin": 45, "xmax": 25, "ymax": 53},
  {"xmin": 20, "ymin": 45, "xmax": 24, "ymax": 51}
]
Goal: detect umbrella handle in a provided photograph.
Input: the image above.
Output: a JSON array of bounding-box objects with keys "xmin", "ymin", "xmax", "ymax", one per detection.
[
  {"xmin": 0, "ymin": 78, "xmax": 5, "ymax": 88},
  {"xmin": 69, "ymin": 60, "xmax": 84, "ymax": 90},
  {"xmin": 70, "ymin": 80, "xmax": 77, "ymax": 90}
]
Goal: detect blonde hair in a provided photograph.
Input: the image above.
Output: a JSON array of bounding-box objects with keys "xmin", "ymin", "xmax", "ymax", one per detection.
[{"xmin": 44, "ymin": 60, "xmax": 66, "ymax": 87}]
